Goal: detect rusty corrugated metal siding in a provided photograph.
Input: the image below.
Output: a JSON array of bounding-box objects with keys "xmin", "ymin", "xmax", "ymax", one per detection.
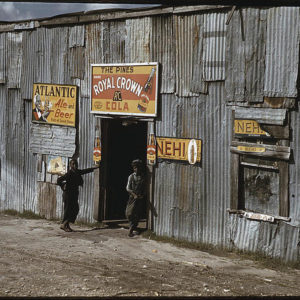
[
  {"xmin": 81, "ymin": 23, "xmax": 100, "ymax": 98},
  {"xmin": 2, "ymin": 89, "xmax": 25, "ymax": 212},
  {"xmin": 202, "ymin": 12, "xmax": 226, "ymax": 81},
  {"xmin": 7, "ymin": 32, "xmax": 23, "ymax": 89},
  {"xmin": 191, "ymin": 14, "xmax": 208, "ymax": 94},
  {"xmin": 264, "ymin": 7, "xmax": 300, "ymax": 97},
  {"xmin": 229, "ymin": 215, "xmax": 299, "ymax": 262},
  {"xmin": 151, "ymin": 15, "xmax": 175, "ymax": 94},
  {"xmin": 154, "ymin": 82, "xmax": 231, "ymax": 246},
  {"xmin": 289, "ymin": 110, "xmax": 300, "ymax": 227},
  {"xmin": 0, "ymin": 6, "xmax": 299, "ymax": 262},
  {"xmin": 225, "ymin": 8, "xmax": 267, "ymax": 103},
  {"xmin": 77, "ymin": 96, "xmax": 96, "ymax": 223},
  {"xmin": 125, "ymin": 17, "xmax": 151, "ymax": 63},
  {"xmin": 30, "ymin": 124, "xmax": 76, "ymax": 157},
  {"xmin": 175, "ymin": 14, "xmax": 198, "ymax": 97},
  {"xmin": 0, "ymin": 33, "xmax": 6, "ymax": 83},
  {"xmin": 24, "ymin": 101, "xmax": 38, "ymax": 213}
]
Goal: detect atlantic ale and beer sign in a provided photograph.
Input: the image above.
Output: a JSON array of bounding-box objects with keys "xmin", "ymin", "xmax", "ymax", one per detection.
[
  {"xmin": 32, "ymin": 83, "xmax": 77, "ymax": 127},
  {"xmin": 91, "ymin": 63, "xmax": 158, "ymax": 117}
]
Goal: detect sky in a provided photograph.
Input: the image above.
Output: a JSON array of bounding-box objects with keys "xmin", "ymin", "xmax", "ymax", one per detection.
[{"xmin": 0, "ymin": 2, "xmax": 158, "ymax": 22}]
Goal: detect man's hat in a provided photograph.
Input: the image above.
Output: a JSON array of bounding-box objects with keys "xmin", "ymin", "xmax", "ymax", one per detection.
[{"xmin": 131, "ymin": 159, "xmax": 142, "ymax": 167}]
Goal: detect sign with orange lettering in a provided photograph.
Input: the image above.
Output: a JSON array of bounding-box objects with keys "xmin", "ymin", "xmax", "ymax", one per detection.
[
  {"xmin": 156, "ymin": 137, "xmax": 202, "ymax": 164},
  {"xmin": 91, "ymin": 63, "xmax": 158, "ymax": 117},
  {"xmin": 32, "ymin": 83, "xmax": 77, "ymax": 127}
]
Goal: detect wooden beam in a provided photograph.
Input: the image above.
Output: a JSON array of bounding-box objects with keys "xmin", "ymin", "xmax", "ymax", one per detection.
[{"xmin": 230, "ymin": 141, "xmax": 290, "ymax": 161}]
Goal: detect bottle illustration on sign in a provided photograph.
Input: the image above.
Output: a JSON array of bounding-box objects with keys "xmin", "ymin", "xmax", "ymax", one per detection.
[
  {"xmin": 93, "ymin": 128, "xmax": 101, "ymax": 164},
  {"xmin": 137, "ymin": 67, "xmax": 156, "ymax": 113},
  {"xmin": 147, "ymin": 133, "xmax": 156, "ymax": 165}
]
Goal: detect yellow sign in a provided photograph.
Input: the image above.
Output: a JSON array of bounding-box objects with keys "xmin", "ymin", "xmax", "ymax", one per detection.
[
  {"xmin": 32, "ymin": 83, "xmax": 77, "ymax": 127},
  {"xmin": 91, "ymin": 63, "xmax": 158, "ymax": 117},
  {"xmin": 156, "ymin": 137, "xmax": 201, "ymax": 163},
  {"xmin": 234, "ymin": 119, "xmax": 268, "ymax": 136},
  {"xmin": 237, "ymin": 146, "xmax": 266, "ymax": 153}
]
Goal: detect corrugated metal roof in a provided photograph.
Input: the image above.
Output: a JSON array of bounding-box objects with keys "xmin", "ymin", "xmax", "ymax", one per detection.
[{"xmin": 264, "ymin": 7, "xmax": 300, "ymax": 97}]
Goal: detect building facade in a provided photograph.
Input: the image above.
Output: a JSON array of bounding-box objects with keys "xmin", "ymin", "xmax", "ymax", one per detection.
[{"xmin": 0, "ymin": 5, "xmax": 299, "ymax": 262}]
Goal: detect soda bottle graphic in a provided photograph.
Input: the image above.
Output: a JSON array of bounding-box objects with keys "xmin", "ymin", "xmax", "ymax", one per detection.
[
  {"xmin": 147, "ymin": 133, "xmax": 156, "ymax": 165},
  {"xmin": 93, "ymin": 128, "xmax": 101, "ymax": 164},
  {"xmin": 137, "ymin": 67, "xmax": 156, "ymax": 113}
]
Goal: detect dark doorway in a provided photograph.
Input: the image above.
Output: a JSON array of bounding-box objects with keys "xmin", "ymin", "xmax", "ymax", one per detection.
[{"xmin": 101, "ymin": 119, "xmax": 147, "ymax": 221}]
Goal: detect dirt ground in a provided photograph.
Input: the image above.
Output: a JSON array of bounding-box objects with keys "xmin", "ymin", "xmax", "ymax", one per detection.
[{"xmin": 0, "ymin": 213, "xmax": 299, "ymax": 297}]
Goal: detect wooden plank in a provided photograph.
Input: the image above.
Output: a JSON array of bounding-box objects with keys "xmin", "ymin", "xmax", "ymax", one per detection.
[
  {"xmin": 93, "ymin": 168, "xmax": 100, "ymax": 221},
  {"xmin": 259, "ymin": 124, "xmax": 289, "ymax": 139},
  {"xmin": 235, "ymin": 107, "xmax": 287, "ymax": 125},
  {"xmin": 230, "ymin": 153, "xmax": 240, "ymax": 210},
  {"xmin": 230, "ymin": 141, "xmax": 290, "ymax": 160},
  {"xmin": 278, "ymin": 161, "xmax": 289, "ymax": 217},
  {"xmin": 51, "ymin": 174, "xmax": 58, "ymax": 185},
  {"xmin": 37, "ymin": 154, "xmax": 42, "ymax": 172},
  {"xmin": 227, "ymin": 209, "xmax": 291, "ymax": 222}
]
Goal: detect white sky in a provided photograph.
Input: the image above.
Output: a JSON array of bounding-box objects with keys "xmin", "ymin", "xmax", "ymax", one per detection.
[{"xmin": 0, "ymin": 2, "xmax": 158, "ymax": 22}]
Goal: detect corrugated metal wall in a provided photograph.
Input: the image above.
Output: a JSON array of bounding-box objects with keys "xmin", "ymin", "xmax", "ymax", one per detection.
[
  {"xmin": 155, "ymin": 83, "xmax": 231, "ymax": 246},
  {"xmin": 0, "ymin": 6, "xmax": 299, "ymax": 262},
  {"xmin": 264, "ymin": 7, "xmax": 300, "ymax": 98}
]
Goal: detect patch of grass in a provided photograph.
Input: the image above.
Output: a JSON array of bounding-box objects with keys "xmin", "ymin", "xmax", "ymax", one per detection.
[
  {"xmin": 75, "ymin": 220, "xmax": 105, "ymax": 228},
  {"xmin": 142, "ymin": 230, "xmax": 300, "ymax": 271},
  {"xmin": 3, "ymin": 209, "xmax": 43, "ymax": 219}
]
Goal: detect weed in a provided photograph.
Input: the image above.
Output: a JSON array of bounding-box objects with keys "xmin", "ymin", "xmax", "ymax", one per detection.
[
  {"xmin": 142, "ymin": 230, "xmax": 300, "ymax": 271},
  {"xmin": 2, "ymin": 209, "xmax": 43, "ymax": 219}
]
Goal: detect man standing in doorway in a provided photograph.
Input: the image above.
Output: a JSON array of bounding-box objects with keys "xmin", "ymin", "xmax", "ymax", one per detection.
[{"xmin": 125, "ymin": 159, "xmax": 146, "ymax": 237}]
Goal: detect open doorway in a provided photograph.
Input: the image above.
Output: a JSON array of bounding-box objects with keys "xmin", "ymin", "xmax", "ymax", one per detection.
[{"xmin": 100, "ymin": 119, "xmax": 147, "ymax": 221}]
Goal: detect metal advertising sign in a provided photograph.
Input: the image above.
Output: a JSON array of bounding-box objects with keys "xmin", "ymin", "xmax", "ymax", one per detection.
[
  {"xmin": 47, "ymin": 156, "xmax": 67, "ymax": 175},
  {"xmin": 32, "ymin": 83, "xmax": 77, "ymax": 127},
  {"xmin": 91, "ymin": 63, "xmax": 158, "ymax": 117},
  {"xmin": 237, "ymin": 146, "xmax": 266, "ymax": 153},
  {"xmin": 147, "ymin": 133, "xmax": 156, "ymax": 165},
  {"xmin": 156, "ymin": 137, "xmax": 202, "ymax": 164},
  {"xmin": 234, "ymin": 119, "xmax": 269, "ymax": 137}
]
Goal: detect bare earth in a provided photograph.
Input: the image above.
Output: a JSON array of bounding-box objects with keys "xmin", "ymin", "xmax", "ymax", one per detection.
[{"xmin": 0, "ymin": 214, "xmax": 299, "ymax": 297}]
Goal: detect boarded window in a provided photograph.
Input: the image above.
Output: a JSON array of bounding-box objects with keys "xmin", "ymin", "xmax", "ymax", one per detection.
[{"xmin": 242, "ymin": 166, "xmax": 279, "ymax": 216}]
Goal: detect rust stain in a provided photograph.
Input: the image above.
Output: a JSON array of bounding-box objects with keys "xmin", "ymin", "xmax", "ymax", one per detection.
[{"xmin": 264, "ymin": 97, "xmax": 285, "ymax": 108}]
